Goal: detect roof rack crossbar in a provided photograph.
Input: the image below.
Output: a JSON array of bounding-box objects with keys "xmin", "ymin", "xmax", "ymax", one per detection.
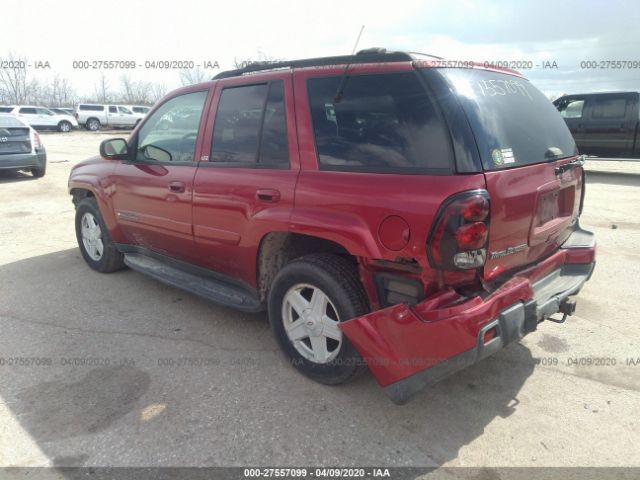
[{"xmin": 212, "ymin": 51, "xmax": 414, "ymax": 80}]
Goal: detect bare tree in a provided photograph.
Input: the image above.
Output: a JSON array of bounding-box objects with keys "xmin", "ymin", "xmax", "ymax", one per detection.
[
  {"xmin": 119, "ymin": 74, "xmax": 152, "ymax": 104},
  {"xmin": 0, "ymin": 52, "xmax": 29, "ymax": 104},
  {"xmin": 93, "ymin": 73, "xmax": 111, "ymax": 104},
  {"xmin": 150, "ymin": 83, "xmax": 168, "ymax": 103},
  {"xmin": 233, "ymin": 50, "xmax": 281, "ymax": 69},
  {"xmin": 44, "ymin": 74, "xmax": 77, "ymax": 106},
  {"xmin": 179, "ymin": 67, "xmax": 208, "ymax": 86}
]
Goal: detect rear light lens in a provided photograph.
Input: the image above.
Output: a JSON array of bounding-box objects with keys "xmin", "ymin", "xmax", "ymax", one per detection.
[
  {"xmin": 33, "ymin": 131, "xmax": 42, "ymax": 150},
  {"xmin": 428, "ymin": 190, "xmax": 490, "ymax": 271},
  {"xmin": 460, "ymin": 195, "xmax": 489, "ymax": 222},
  {"xmin": 455, "ymin": 222, "xmax": 488, "ymax": 250}
]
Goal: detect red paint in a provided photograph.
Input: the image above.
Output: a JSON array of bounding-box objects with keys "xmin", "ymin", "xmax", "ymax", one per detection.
[
  {"xmin": 340, "ymin": 245, "xmax": 593, "ymax": 387},
  {"xmin": 378, "ymin": 216, "xmax": 411, "ymax": 251},
  {"xmin": 482, "ymin": 157, "xmax": 583, "ymax": 277}
]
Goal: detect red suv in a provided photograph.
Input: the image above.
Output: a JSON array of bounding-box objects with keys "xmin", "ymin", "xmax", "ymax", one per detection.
[{"xmin": 68, "ymin": 49, "xmax": 596, "ymax": 403}]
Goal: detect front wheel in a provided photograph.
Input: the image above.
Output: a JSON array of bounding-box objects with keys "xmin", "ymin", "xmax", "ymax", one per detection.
[
  {"xmin": 58, "ymin": 120, "xmax": 72, "ymax": 132},
  {"xmin": 268, "ymin": 254, "xmax": 369, "ymax": 385},
  {"xmin": 75, "ymin": 197, "xmax": 125, "ymax": 273}
]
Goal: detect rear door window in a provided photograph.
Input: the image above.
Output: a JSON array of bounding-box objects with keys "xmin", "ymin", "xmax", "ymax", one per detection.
[
  {"xmin": 591, "ymin": 97, "xmax": 628, "ymax": 119},
  {"xmin": 80, "ymin": 105, "xmax": 104, "ymax": 111},
  {"xmin": 19, "ymin": 107, "xmax": 37, "ymax": 114},
  {"xmin": 307, "ymin": 72, "xmax": 453, "ymax": 173},
  {"xmin": 211, "ymin": 81, "xmax": 289, "ymax": 167}
]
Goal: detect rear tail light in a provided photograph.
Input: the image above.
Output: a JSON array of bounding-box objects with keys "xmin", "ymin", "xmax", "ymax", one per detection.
[
  {"xmin": 32, "ymin": 131, "xmax": 42, "ymax": 150},
  {"xmin": 428, "ymin": 190, "xmax": 490, "ymax": 270}
]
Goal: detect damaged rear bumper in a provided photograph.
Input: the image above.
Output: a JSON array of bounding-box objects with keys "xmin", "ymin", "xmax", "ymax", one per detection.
[{"xmin": 340, "ymin": 226, "xmax": 596, "ymax": 404}]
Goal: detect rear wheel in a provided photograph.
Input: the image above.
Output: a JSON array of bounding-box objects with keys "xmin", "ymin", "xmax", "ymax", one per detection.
[
  {"xmin": 86, "ymin": 118, "xmax": 101, "ymax": 131},
  {"xmin": 268, "ymin": 254, "xmax": 369, "ymax": 384},
  {"xmin": 75, "ymin": 197, "xmax": 125, "ymax": 273},
  {"xmin": 31, "ymin": 164, "xmax": 46, "ymax": 178},
  {"xmin": 58, "ymin": 120, "xmax": 72, "ymax": 132}
]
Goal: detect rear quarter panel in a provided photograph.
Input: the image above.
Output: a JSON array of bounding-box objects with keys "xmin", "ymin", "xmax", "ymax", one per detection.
[{"xmin": 291, "ymin": 66, "xmax": 487, "ymax": 284}]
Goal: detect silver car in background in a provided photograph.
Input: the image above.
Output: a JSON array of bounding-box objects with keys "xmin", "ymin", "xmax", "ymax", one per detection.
[{"xmin": 0, "ymin": 114, "xmax": 47, "ymax": 177}]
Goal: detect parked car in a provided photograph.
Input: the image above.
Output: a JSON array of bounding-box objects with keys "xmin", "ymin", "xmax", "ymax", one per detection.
[
  {"xmin": 74, "ymin": 104, "xmax": 141, "ymax": 130},
  {"xmin": 0, "ymin": 114, "xmax": 47, "ymax": 177},
  {"xmin": 50, "ymin": 107, "xmax": 75, "ymax": 116},
  {"xmin": 126, "ymin": 105, "xmax": 152, "ymax": 116},
  {"xmin": 554, "ymin": 91, "xmax": 640, "ymax": 158},
  {"xmin": 68, "ymin": 50, "xmax": 596, "ymax": 403},
  {"xmin": 5, "ymin": 106, "xmax": 78, "ymax": 132}
]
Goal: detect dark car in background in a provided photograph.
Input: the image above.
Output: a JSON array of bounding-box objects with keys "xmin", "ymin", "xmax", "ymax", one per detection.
[
  {"xmin": 554, "ymin": 91, "xmax": 640, "ymax": 158},
  {"xmin": 0, "ymin": 114, "xmax": 47, "ymax": 177}
]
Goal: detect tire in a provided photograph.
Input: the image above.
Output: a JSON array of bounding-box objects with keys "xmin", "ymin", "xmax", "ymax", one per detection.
[
  {"xmin": 75, "ymin": 197, "xmax": 125, "ymax": 273},
  {"xmin": 58, "ymin": 120, "xmax": 72, "ymax": 133},
  {"xmin": 86, "ymin": 118, "xmax": 101, "ymax": 131},
  {"xmin": 31, "ymin": 164, "xmax": 46, "ymax": 178},
  {"xmin": 268, "ymin": 253, "xmax": 369, "ymax": 385}
]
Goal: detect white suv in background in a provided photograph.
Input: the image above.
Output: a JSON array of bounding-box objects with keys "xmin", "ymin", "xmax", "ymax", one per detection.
[
  {"xmin": 6, "ymin": 106, "xmax": 78, "ymax": 132},
  {"xmin": 74, "ymin": 104, "xmax": 141, "ymax": 131}
]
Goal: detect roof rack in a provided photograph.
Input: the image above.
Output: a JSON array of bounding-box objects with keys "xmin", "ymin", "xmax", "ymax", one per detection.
[{"xmin": 212, "ymin": 49, "xmax": 419, "ymax": 80}]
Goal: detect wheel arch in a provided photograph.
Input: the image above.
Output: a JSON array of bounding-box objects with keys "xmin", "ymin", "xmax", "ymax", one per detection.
[
  {"xmin": 85, "ymin": 117, "xmax": 101, "ymax": 129},
  {"xmin": 69, "ymin": 183, "xmax": 126, "ymax": 243},
  {"xmin": 256, "ymin": 231, "xmax": 361, "ymax": 304}
]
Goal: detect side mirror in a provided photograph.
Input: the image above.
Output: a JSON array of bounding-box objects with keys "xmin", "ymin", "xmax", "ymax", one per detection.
[
  {"xmin": 141, "ymin": 144, "xmax": 172, "ymax": 162},
  {"xmin": 100, "ymin": 138, "xmax": 128, "ymax": 160}
]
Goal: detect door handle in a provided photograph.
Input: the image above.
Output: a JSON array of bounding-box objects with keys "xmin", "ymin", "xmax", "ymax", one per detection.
[
  {"xmin": 168, "ymin": 181, "xmax": 186, "ymax": 193},
  {"xmin": 256, "ymin": 188, "xmax": 281, "ymax": 203}
]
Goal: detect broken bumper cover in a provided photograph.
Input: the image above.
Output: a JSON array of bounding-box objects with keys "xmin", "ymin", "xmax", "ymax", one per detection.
[{"xmin": 340, "ymin": 227, "xmax": 596, "ymax": 404}]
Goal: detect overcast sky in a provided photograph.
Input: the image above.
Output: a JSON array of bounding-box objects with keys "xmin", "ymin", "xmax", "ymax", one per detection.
[{"xmin": 2, "ymin": 0, "xmax": 639, "ymax": 99}]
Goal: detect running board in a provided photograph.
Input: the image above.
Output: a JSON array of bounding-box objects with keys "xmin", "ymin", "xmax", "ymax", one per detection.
[{"xmin": 123, "ymin": 253, "xmax": 263, "ymax": 312}]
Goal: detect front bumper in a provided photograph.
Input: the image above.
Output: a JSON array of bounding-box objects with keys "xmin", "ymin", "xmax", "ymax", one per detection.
[
  {"xmin": 340, "ymin": 226, "xmax": 596, "ymax": 404},
  {"xmin": 0, "ymin": 150, "xmax": 46, "ymax": 170}
]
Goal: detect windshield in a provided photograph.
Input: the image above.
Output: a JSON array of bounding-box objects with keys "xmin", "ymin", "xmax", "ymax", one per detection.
[{"xmin": 432, "ymin": 68, "xmax": 577, "ymax": 171}]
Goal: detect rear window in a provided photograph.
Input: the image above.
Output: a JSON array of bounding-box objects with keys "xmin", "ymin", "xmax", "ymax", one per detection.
[
  {"xmin": 307, "ymin": 72, "xmax": 453, "ymax": 174},
  {"xmin": 0, "ymin": 107, "xmax": 13, "ymax": 113},
  {"xmin": 436, "ymin": 69, "xmax": 577, "ymax": 171},
  {"xmin": 79, "ymin": 105, "xmax": 104, "ymax": 111},
  {"xmin": 0, "ymin": 115, "xmax": 25, "ymax": 127}
]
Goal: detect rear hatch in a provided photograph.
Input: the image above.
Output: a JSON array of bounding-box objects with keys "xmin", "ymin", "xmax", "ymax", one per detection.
[
  {"xmin": 0, "ymin": 126, "xmax": 31, "ymax": 155},
  {"xmin": 438, "ymin": 68, "xmax": 583, "ymax": 277}
]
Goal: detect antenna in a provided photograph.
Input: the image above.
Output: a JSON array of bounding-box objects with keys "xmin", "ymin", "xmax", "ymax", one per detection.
[
  {"xmin": 333, "ymin": 25, "xmax": 365, "ymax": 103},
  {"xmin": 351, "ymin": 25, "xmax": 365, "ymax": 55}
]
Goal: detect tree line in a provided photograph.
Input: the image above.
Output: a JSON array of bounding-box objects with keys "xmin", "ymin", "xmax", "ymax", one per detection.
[{"xmin": 0, "ymin": 52, "xmax": 280, "ymax": 107}]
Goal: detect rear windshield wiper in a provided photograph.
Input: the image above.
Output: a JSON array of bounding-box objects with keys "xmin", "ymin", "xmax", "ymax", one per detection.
[{"xmin": 555, "ymin": 155, "xmax": 585, "ymax": 175}]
